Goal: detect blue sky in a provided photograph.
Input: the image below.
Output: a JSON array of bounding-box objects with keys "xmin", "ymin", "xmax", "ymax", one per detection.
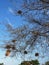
[
  {"xmin": 0, "ymin": 0, "xmax": 28, "ymax": 65},
  {"xmin": 0, "ymin": 0, "xmax": 27, "ymax": 27},
  {"xmin": 0, "ymin": 0, "xmax": 49, "ymax": 65},
  {"xmin": 0, "ymin": 0, "xmax": 28, "ymax": 41},
  {"xmin": 0, "ymin": 0, "xmax": 24, "ymax": 65}
]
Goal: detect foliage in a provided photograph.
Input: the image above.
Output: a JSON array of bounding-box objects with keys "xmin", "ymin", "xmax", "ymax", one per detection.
[
  {"xmin": 0, "ymin": 63, "xmax": 3, "ymax": 65},
  {"xmin": 19, "ymin": 60, "xmax": 39, "ymax": 65},
  {"xmin": 45, "ymin": 61, "xmax": 49, "ymax": 65}
]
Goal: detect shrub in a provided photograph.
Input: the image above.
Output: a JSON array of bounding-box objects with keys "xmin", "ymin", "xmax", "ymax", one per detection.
[{"xmin": 45, "ymin": 61, "xmax": 49, "ymax": 65}]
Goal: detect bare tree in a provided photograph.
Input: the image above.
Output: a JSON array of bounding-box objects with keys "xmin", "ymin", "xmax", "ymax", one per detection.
[{"xmin": 0, "ymin": 0, "xmax": 49, "ymax": 60}]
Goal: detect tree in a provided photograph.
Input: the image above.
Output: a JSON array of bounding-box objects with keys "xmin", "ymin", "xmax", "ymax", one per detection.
[
  {"xmin": 0, "ymin": 0, "xmax": 49, "ymax": 64},
  {"xmin": 45, "ymin": 61, "xmax": 49, "ymax": 65},
  {"xmin": 19, "ymin": 59, "xmax": 39, "ymax": 65},
  {"xmin": 0, "ymin": 63, "xmax": 3, "ymax": 65}
]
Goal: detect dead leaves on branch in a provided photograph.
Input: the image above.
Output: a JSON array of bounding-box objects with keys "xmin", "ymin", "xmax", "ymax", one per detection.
[
  {"xmin": 1, "ymin": 21, "xmax": 49, "ymax": 57},
  {"xmin": 5, "ymin": 44, "xmax": 11, "ymax": 49},
  {"xmin": 5, "ymin": 44, "xmax": 16, "ymax": 56},
  {"xmin": 5, "ymin": 44, "xmax": 16, "ymax": 50},
  {"xmin": 5, "ymin": 50, "xmax": 11, "ymax": 56},
  {"xmin": 5, "ymin": 48, "xmax": 16, "ymax": 57}
]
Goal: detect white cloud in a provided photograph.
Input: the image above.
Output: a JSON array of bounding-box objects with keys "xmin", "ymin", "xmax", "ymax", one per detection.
[{"xmin": 8, "ymin": 8, "xmax": 14, "ymax": 15}]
